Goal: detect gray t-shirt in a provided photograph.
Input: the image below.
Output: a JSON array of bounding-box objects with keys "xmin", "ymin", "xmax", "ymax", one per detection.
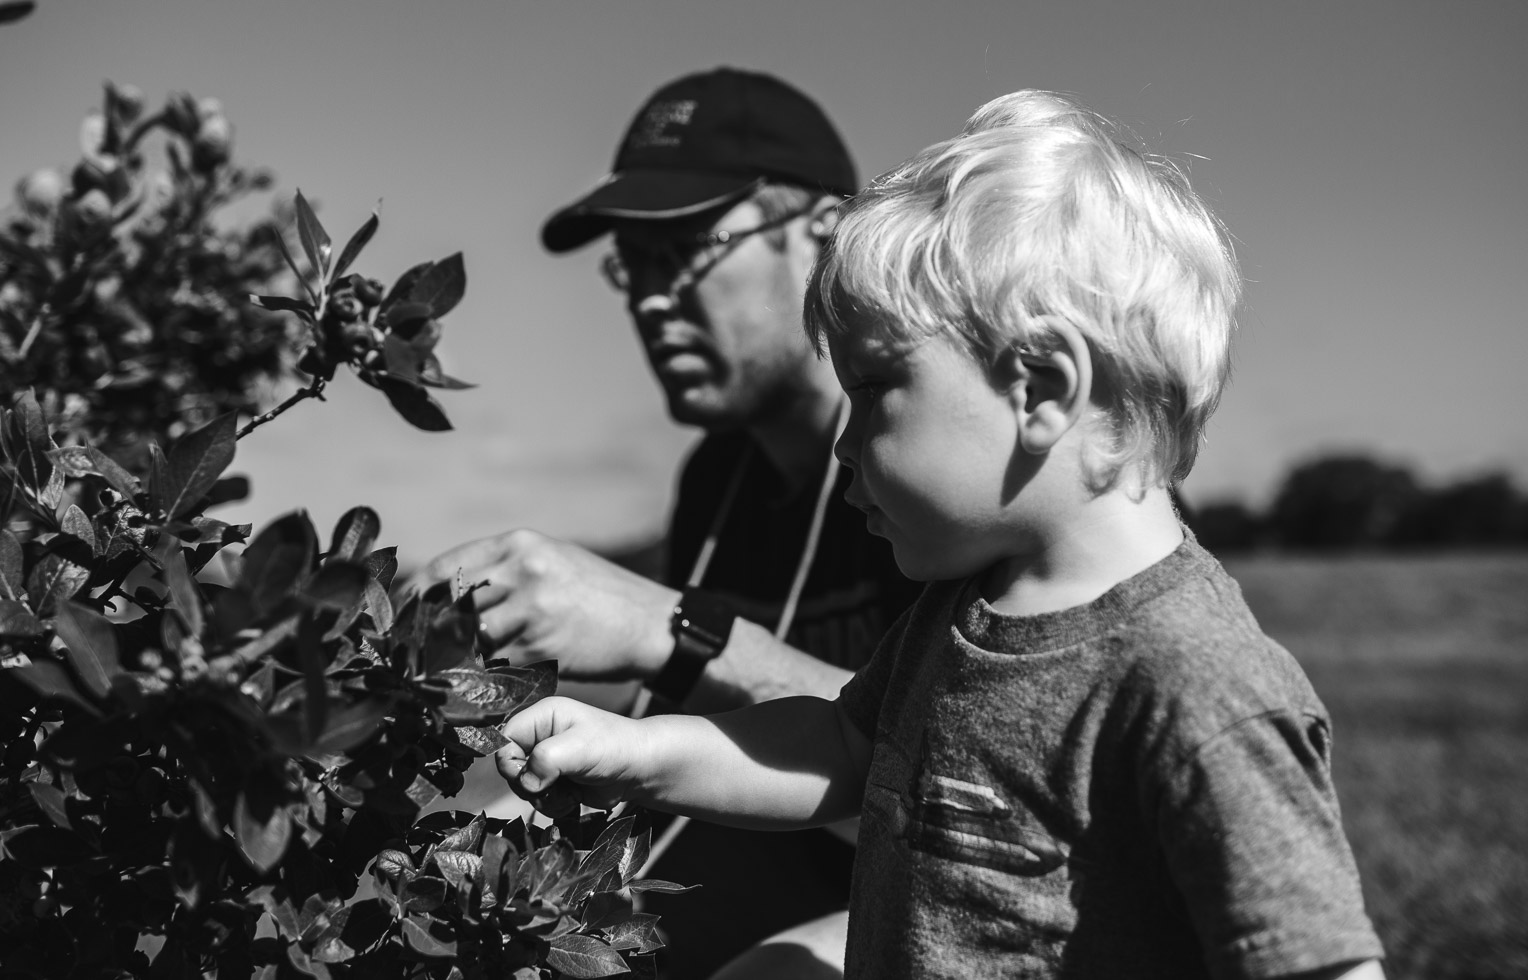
[{"xmin": 838, "ymin": 536, "xmax": 1383, "ymax": 979}]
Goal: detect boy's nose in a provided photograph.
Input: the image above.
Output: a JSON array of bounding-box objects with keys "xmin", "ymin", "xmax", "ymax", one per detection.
[{"xmin": 833, "ymin": 423, "xmax": 859, "ymax": 470}]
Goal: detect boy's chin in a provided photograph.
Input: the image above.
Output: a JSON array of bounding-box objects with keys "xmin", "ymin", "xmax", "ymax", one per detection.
[{"xmin": 887, "ymin": 540, "xmax": 973, "ymax": 583}]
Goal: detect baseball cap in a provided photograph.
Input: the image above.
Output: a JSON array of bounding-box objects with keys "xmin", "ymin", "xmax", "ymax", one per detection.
[{"xmin": 540, "ymin": 67, "xmax": 857, "ymax": 253}]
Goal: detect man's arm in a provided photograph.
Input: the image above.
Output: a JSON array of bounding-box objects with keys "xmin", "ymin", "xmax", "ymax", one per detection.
[
  {"xmin": 1282, "ymin": 961, "xmax": 1385, "ymax": 980},
  {"xmin": 409, "ymin": 529, "xmax": 853, "ymax": 711},
  {"xmin": 497, "ymin": 694, "xmax": 871, "ymax": 830}
]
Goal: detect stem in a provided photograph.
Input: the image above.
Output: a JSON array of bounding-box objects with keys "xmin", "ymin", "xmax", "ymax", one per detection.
[
  {"xmin": 237, "ymin": 377, "xmax": 326, "ymax": 439},
  {"xmin": 16, "ymin": 302, "xmax": 51, "ymax": 359}
]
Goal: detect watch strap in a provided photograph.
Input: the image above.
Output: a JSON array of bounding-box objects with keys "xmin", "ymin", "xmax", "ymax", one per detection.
[{"xmin": 649, "ymin": 588, "xmax": 735, "ymax": 704}]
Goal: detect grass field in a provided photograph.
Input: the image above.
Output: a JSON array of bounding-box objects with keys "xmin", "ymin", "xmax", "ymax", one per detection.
[{"xmin": 1223, "ymin": 552, "xmax": 1528, "ymax": 980}]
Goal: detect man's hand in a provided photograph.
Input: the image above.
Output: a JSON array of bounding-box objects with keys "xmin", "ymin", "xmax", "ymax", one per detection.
[
  {"xmin": 410, "ymin": 529, "xmax": 677, "ymax": 683},
  {"xmin": 496, "ymin": 696, "xmax": 650, "ymax": 815}
]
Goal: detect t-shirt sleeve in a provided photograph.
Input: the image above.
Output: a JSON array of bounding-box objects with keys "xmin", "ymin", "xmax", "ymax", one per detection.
[
  {"xmin": 1154, "ymin": 708, "xmax": 1384, "ymax": 979},
  {"xmin": 836, "ymin": 602, "xmax": 914, "ymax": 740}
]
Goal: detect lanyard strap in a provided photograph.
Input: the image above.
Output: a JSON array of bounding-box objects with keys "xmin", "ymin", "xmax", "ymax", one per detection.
[{"xmin": 632, "ymin": 400, "xmax": 848, "ymax": 872}]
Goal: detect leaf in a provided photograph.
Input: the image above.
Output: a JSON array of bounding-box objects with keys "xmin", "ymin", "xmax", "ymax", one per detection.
[
  {"xmin": 205, "ymin": 475, "xmax": 251, "ymax": 507},
  {"xmin": 1, "ymin": 825, "xmax": 95, "ymax": 869},
  {"xmin": 330, "ymin": 205, "xmax": 380, "ymax": 283},
  {"xmin": 547, "ymin": 934, "xmax": 630, "ymax": 978},
  {"xmin": 250, "ymin": 293, "xmax": 317, "ymax": 320},
  {"xmin": 304, "ymin": 560, "xmax": 369, "ymax": 610},
  {"xmin": 327, "ymin": 507, "xmax": 380, "ymax": 564},
  {"xmin": 436, "ymin": 811, "xmax": 488, "ymax": 854},
  {"xmin": 296, "ymin": 617, "xmax": 329, "ymax": 747},
  {"xmin": 47, "ymin": 446, "xmax": 141, "ymax": 496},
  {"xmin": 526, "ymin": 838, "xmax": 576, "ymax": 902},
  {"xmin": 59, "ymin": 505, "xmax": 97, "ymax": 554},
  {"xmin": 420, "ymin": 594, "xmax": 478, "ymax": 675},
  {"xmin": 363, "ymin": 546, "xmax": 398, "ymax": 590},
  {"xmin": 363, "ymin": 578, "xmax": 393, "ymax": 633},
  {"xmin": 286, "ymin": 945, "xmax": 333, "ymax": 980},
  {"xmin": 604, "ymin": 913, "xmax": 663, "ymax": 954},
  {"xmin": 148, "ymin": 442, "xmax": 170, "ymax": 508},
  {"xmin": 234, "ymin": 788, "xmax": 293, "ymax": 874},
  {"xmin": 372, "ymin": 848, "xmax": 414, "ymax": 878},
  {"xmin": 241, "ymin": 511, "xmax": 318, "ymax": 614},
  {"xmin": 478, "ymin": 833, "xmax": 517, "ymax": 908},
  {"xmin": 160, "ymin": 412, "xmax": 237, "ymax": 519},
  {"xmin": 0, "ymin": 598, "xmax": 42, "ymax": 636},
  {"xmin": 376, "ymin": 376, "xmax": 452, "ymax": 432},
  {"xmin": 399, "ymin": 874, "xmax": 448, "ymax": 914},
  {"xmin": 38, "ymin": 463, "xmax": 65, "ymax": 509},
  {"xmin": 310, "ymin": 697, "xmax": 390, "ymax": 755},
  {"xmin": 157, "ymin": 539, "xmax": 204, "ymax": 636},
  {"xmin": 294, "ymin": 189, "xmax": 332, "ymax": 279},
  {"xmin": 451, "ymin": 725, "xmax": 509, "ymax": 757},
  {"xmin": 625, "ymin": 878, "xmax": 697, "ymax": 894},
  {"xmin": 380, "ymin": 261, "xmax": 433, "ymax": 316},
  {"xmin": 51, "ymin": 601, "xmax": 121, "ymax": 700},
  {"xmin": 382, "ymin": 302, "xmax": 433, "ymax": 338},
  {"xmin": 248, "ymin": 885, "xmax": 302, "ymax": 940},
  {"xmin": 28, "ymin": 782, "xmax": 72, "ymax": 829},
  {"xmin": 311, "ymin": 898, "xmax": 391, "ymax": 964},
  {"xmin": 25, "ymin": 552, "xmax": 89, "ymax": 616},
  {"xmin": 401, "ymin": 915, "xmax": 457, "ymax": 958},
  {"xmin": 0, "ymin": 530, "xmax": 22, "ymax": 600},
  {"xmin": 429, "ymin": 668, "xmax": 534, "ymax": 725},
  {"xmin": 417, "ymin": 354, "xmax": 475, "ymax": 390},
  {"xmin": 432, "ymin": 850, "xmax": 481, "ymax": 893},
  {"xmin": 408, "ymin": 252, "xmax": 467, "ymax": 319},
  {"xmin": 270, "ymin": 226, "xmax": 319, "ymax": 306},
  {"xmin": 486, "ymin": 659, "xmax": 559, "ymax": 713},
  {"xmin": 5, "ymin": 390, "xmax": 54, "ymax": 492}
]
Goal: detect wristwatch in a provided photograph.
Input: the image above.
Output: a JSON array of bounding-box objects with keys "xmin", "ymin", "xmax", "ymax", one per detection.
[{"xmin": 649, "ymin": 588, "xmax": 735, "ymax": 704}]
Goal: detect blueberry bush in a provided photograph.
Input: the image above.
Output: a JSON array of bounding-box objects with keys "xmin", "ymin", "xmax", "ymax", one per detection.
[{"xmin": 0, "ymin": 81, "xmax": 676, "ymax": 980}]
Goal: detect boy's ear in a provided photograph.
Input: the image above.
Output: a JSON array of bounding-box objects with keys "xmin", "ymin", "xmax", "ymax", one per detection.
[{"xmin": 993, "ymin": 316, "xmax": 1093, "ymax": 456}]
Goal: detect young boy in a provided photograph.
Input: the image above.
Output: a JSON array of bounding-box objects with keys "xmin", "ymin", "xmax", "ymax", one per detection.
[{"xmin": 497, "ymin": 90, "xmax": 1385, "ymax": 980}]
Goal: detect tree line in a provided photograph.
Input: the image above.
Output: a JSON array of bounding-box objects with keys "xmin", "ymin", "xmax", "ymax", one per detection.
[{"xmin": 1184, "ymin": 455, "xmax": 1528, "ymax": 553}]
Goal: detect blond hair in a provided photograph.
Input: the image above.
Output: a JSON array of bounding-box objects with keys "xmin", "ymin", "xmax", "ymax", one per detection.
[{"xmin": 805, "ymin": 90, "xmax": 1241, "ymax": 490}]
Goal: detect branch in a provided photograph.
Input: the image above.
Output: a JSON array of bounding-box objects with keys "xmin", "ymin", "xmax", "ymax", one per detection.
[
  {"xmin": 16, "ymin": 302, "xmax": 51, "ymax": 359},
  {"xmin": 237, "ymin": 377, "xmax": 326, "ymax": 439}
]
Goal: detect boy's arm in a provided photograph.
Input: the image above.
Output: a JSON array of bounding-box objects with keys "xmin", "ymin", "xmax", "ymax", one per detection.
[
  {"xmin": 497, "ymin": 694, "xmax": 872, "ymax": 829},
  {"xmin": 1153, "ymin": 708, "xmax": 1386, "ymax": 979}
]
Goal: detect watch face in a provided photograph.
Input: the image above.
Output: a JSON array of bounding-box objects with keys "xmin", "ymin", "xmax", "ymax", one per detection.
[{"xmin": 674, "ymin": 590, "xmax": 735, "ymax": 653}]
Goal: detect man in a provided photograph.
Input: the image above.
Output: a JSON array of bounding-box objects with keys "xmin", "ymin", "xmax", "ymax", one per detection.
[{"xmin": 416, "ymin": 67, "xmax": 920, "ymax": 979}]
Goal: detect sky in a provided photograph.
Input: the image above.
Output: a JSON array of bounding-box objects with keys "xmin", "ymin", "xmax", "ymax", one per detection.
[{"xmin": 3, "ymin": 0, "xmax": 1526, "ymax": 566}]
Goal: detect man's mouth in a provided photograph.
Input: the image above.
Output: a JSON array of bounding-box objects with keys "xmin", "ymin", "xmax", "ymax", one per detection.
[{"xmin": 650, "ymin": 343, "xmax": 713, "ymax": 381}]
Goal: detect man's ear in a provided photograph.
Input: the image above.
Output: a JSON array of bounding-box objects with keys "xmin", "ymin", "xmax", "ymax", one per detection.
[
  {"xmin": 807, "ymin": 196, "xmax": 843, "ymax": 241},
  {"xmin": 992, "ymin": 316, "xmax": 1093, "ymax": 456}
]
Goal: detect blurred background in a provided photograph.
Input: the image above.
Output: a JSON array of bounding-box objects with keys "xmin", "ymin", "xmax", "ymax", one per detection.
[
  {"xmin": 4, "ymin": 0, "xmax": 1526, "ymax": 560},
  {"xmin": 3, "ymin": 2, "xmax": 1525, "ymax": 977}
]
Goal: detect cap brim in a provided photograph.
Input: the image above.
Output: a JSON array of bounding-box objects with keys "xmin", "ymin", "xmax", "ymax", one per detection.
[{"xmin": 540, "ymin": 170, "xmax": 760, "ymax": 252}]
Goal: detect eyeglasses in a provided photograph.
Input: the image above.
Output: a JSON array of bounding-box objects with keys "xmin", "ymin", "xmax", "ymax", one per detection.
[{"xmin": 600, "ymin": 204, "xmax": 817, "ymax": 298}]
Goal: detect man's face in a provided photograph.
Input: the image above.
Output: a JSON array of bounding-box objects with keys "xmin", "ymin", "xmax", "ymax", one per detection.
[
  {"xmin": 830, "ymin": 329, "xmax": 1029, "ymax": 581},
  {"xmin": 611, "ymin": 199, "xmax": 821, "ymax": 430}
]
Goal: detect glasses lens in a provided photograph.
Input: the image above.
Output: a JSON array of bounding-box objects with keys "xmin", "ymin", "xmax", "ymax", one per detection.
[{"xmin": 600, "ymin": 252, "xmax": 629, "ymax": 292}]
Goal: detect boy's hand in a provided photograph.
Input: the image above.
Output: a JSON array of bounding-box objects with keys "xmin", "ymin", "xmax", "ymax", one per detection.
[{"xmin": 495, "ymin": 696, "xmax": 648, "ymax": 816}]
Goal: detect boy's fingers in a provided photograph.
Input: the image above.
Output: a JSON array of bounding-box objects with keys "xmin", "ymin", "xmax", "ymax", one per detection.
[{"xmin": 493, "ymin": 740, "xmax": 529, "ymax": 784}]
